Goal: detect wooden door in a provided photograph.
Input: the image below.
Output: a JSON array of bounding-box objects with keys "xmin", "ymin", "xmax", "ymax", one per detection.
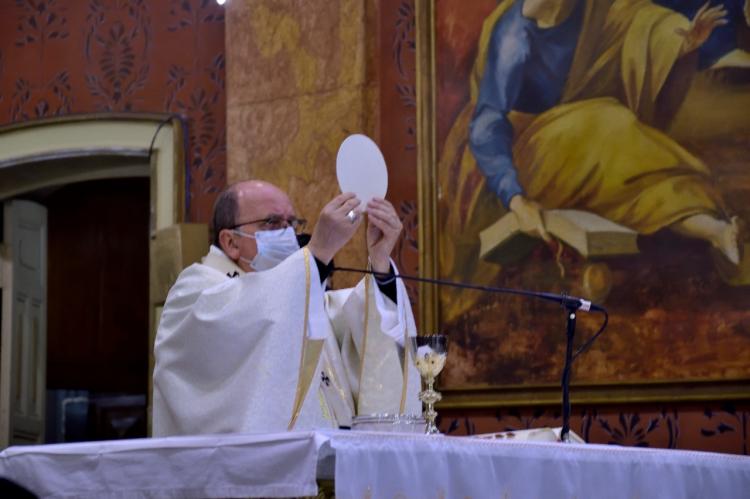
[{"xmin": 0, "ymin": 200, "xmax": 47, "ymax": 447}]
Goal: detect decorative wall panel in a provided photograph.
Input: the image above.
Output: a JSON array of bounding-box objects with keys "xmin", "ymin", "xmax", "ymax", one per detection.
[
  {"xmin": 0, "ymin": 0, "xmax": 226, "ymax": 222},
  {"xmin": 440, "ymin": 401, "xmax": 749, "ymax": 455},
  {"xmin": 226, "ymin": 0, "xmax": 380, "ymax": 285}
]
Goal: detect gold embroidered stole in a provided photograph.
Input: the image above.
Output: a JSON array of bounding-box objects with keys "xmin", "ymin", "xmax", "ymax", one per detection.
[
  {"xmin": 287, "ymin": 248, "xmax": 325, "ymax": 430},
  {"xmin": 355, "ymin": 274, "xmax": 371, "ymax": 415},
  {"xmin": 356, "ymin": 269, "xmax": 412, "ymax": 415}
]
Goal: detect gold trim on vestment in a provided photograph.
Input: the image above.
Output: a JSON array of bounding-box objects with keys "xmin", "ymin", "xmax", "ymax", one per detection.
[
  {"xmin": 288, "ymin": 248, "xmax": 324, "ymax": 429},
  {"xmin": 356, "ymin": 273, "xmax": 371, "ymax": 415},
  {"xmin": 399, "ymin": 294, "xmax": 410, "ymax": 413}
]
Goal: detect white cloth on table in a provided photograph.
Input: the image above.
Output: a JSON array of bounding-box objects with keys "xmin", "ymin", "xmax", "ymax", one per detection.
[
  {"xmin": 331, "ymin": 431, "xmax": 750, "ymax": 499},
  {"xmin": 0, "ymin": 432, "xmax": 322, "ymax": 499},
  {"xmin": 1, "ymin": 430, "xmax": 748, "ymax": 499}
]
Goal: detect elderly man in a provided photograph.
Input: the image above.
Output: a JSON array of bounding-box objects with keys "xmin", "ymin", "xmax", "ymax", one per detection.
[{"xmin": 152, "ymin": 180, "xmax": 421, "ymax": 436}]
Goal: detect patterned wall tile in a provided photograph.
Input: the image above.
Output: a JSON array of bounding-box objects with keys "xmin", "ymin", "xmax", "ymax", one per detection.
[
  {"xmin": 438, "ymin": 403, "xmax": 749, "ymax": 455},
  {"xmin": 0, "ymin": 0, "xmax": 226, "ymax": 223},
  {"xmin": 379, "ymin": 0, "xmax": 419, "ymax": 305}
]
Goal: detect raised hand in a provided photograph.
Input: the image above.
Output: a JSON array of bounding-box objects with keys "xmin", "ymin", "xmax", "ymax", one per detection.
[
  {"xmin": 366, "ymin": 198, "xmax": 403, "ymax": 273},
  {"xmin": 308, "ymin": 192, "xmax": 362, "ymax": 264},
  {"xmin": 677, "ymin": 2, "xmax": 728, "ymax": 55}
]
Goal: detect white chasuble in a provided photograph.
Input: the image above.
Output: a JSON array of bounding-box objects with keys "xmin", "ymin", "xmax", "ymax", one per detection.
[{"xmin": 152, "ymin": 245, "xmax": 420, "ymax": 436}]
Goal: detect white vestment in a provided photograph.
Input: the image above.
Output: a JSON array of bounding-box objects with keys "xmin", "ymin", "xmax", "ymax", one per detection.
[{"xmin": 153, "ymin": 245, "xmax": 421, "ymax": 436}]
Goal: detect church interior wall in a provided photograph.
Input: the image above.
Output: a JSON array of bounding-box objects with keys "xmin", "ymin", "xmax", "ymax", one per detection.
[
  {"xmin": 0, "ymin": 0, "xmax": 225, "ymax": 442},
  {"xmin": 225, "ymin": 0, "xmax": 381, "ymax": 289},
  {"xmin": 0, "ymin": 0, "xmax": 746, "ymax": 454},
  {"xmin": 0, "ymin": 0, "xmax": 226, "ymax": 223}
]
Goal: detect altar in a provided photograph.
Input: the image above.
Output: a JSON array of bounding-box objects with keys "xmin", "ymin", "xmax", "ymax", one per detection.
[{"xmin": 1, "ymin": 430, "xmax": 748, "ymax": 498}]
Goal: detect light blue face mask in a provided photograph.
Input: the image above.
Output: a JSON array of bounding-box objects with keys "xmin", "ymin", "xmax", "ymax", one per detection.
[{"xmin": 234, "ymin": 227, "xmax": 300, "ymax": 271}]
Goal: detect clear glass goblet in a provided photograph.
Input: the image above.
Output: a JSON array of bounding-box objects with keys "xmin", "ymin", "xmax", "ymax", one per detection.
[{"xmin": 409, "ymin": 335, "xmax": 448, "ymax": 435}]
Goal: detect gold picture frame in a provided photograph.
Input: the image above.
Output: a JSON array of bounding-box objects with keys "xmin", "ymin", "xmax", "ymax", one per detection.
[{"xmin": 415, "ymin": 0, "xmax": 750, "ymax": 408}]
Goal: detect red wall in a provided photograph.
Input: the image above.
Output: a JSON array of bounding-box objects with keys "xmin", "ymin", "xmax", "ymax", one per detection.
[
  {"xmin": 0, "ymin": 0, "xmax": 226, "ymax": 222},
  {"xmin": 378, "ymin": 0, "xmax": 420, "ymax": 308}
]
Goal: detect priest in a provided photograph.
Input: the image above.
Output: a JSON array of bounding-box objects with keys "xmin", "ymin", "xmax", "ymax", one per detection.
[{"xmin": 152, "ymin": 180, "xmax": 421, "ymax": 436}]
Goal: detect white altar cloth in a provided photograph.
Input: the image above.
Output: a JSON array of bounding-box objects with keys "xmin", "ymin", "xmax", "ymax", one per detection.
[
  {"xmin": 0, "ymin": 432, "xmax": 322, "ymax": 498},
  {"xmin": 0, "ymin": 430, "xmax": 748, "ymax": 498},
  {"xmin": 331, "ymin": 432, "xmax": 750, "ymax": 499}
]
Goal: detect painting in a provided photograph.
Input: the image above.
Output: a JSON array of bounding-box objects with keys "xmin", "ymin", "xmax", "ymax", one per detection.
[{"xmin": 417, "ymin": 0, "xmax": 750, "ymax": 404}]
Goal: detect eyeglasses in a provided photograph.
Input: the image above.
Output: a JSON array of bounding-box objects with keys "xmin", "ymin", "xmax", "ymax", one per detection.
[{"xmin": 231, "ymin": 215, "xmax": 307, "ymax": 233}]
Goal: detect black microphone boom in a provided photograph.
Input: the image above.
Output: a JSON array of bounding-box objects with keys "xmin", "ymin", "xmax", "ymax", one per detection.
[
  {"xmin": 332, "ymin": 266, "xmax": 605, "ymax": 313},
  {"xmin": 331, "ymin": 265, "xmax": 610, "ymax": 443}
]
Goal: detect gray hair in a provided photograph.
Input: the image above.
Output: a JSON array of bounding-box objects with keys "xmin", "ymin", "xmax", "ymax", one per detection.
[{"xmin": 211, "ymin": 186, "xmax": 239, "ymax": 247}]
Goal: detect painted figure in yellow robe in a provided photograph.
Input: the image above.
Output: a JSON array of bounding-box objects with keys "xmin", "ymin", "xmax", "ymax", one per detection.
[{"xmin": 440, "ymin": 0, "xmax": 744, "ymax": 321}]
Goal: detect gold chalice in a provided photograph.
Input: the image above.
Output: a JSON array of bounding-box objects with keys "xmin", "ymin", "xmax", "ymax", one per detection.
[{"xmin": 410, "ymin": 335, "xmax": 447, "ymax": 435}]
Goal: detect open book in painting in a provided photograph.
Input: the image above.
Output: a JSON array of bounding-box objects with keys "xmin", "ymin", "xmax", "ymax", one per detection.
[{"xmin": 479, "ymin": 209, "xmax": 639, "ymax": 264}]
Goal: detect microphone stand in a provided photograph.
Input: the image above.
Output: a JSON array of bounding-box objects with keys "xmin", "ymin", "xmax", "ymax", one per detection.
[
  {"xmin": 561, "ymin": 303, "xmax": 577, "ymax": 443},
  {"xmin": 332, "ymin": 266, "xmax": 609, "ymax": 443}
]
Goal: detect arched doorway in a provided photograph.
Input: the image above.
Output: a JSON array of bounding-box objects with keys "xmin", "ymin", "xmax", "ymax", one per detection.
[{"xmin": 0, "ymin": 114, "xmax": 185, "ymax": 446}]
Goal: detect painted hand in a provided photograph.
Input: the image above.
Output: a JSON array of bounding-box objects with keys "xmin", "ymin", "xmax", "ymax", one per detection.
[
  {"xmin": 509, "ymin": 195, "xmax": 551, "ymax": 242},
  {"xmin": 677, "ymin": 2, "xmax": 728, "ymax": 55}
]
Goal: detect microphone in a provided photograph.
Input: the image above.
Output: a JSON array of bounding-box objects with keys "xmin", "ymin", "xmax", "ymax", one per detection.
[{"xmin": 331, "ymin": 264, "xmax": 610, "ymax": 444}]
